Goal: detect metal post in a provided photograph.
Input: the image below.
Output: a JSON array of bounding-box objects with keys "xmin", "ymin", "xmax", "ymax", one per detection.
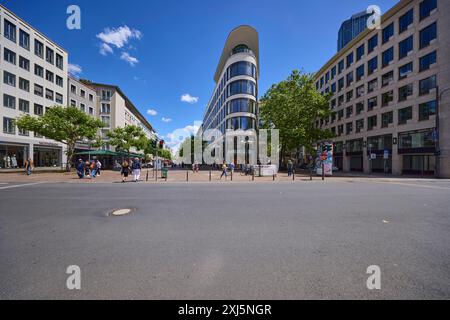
[
  {"xmin": 252, "ymin": 170, "xmax": 255, "ymax": 181},
  {"xmin": 293, "ymin": 170, "xmax": 295, "ymax": 181},
  {"xmin": 322, "ymin": 163, "xmax": 325, "ymax": 181},
  {"xmin": 435, "ymin": 86, "xmax": 440, "ymax": 178},
  {"xmin": 209, "ymin": 170, "xmax": 212, "ymax": 182},
  {"xmin": 146, "ymin": 170, "xmax": 149, "ymax": 182},
  {"xmin": 186, "ymin": 171, "xmax": 189, "ymax": 182},
  {"xmin": 231, "ymin": 171, "xmax": 233, "ymax": 181}
]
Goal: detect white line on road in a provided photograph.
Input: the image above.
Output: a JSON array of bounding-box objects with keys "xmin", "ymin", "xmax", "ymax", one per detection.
[{"xmin": 0, "ymin": 182, "xmax": 46, "ymax": 190}]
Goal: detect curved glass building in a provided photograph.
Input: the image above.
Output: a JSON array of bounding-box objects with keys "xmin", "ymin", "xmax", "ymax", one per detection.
[{"xmin": 200, "ymin": 25, "xmax": 259, "ymax": 164}]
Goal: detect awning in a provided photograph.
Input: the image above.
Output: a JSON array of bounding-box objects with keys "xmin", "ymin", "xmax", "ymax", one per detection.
[{"xmin": 75, "ymin": 150, "xmax": 118, "ymax": 156}]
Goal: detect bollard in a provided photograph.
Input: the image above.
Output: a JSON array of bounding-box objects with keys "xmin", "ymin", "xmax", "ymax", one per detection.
[
  {"xmin": 322, "ymin": 163, "xmax": 325, "ymax": 181},
  {"xmin": 252, "ymin": 171, "xmax": 255, "ymax": 181},
  {"xmin": 231, "ymin": 171, "xmax": 233, "ymax": 181},
  {"xmin": 209, "ymin": 170, "xmax": 212, "ymax": 182},
  {"xmin": 273, "ymin": 172, "xmax": 276, "ymax": 181},
  {"xmin": 310, "ymin": 168, "xmax": 313, "ymax": 181},
  {"xmin": 186, "ymin": 171, "xmax": 189, "ymax": 182},
  {"xmin": 293, "ymin": 170, "xmax": 295, "ymax": 181},
  {"xmin": 146, "ymin": 170, "xmax": 149, "ymax": 182}
]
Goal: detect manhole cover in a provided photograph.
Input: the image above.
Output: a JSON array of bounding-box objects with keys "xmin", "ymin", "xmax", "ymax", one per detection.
[{"xmin": 109, "ymin": 208, "xmax": 134, "ymax": 217}]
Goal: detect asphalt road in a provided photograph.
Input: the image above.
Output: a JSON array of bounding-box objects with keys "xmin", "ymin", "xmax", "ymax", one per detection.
[{"xmin": 1, "ymin": 179, "xmax": 449, "ymax": 300}]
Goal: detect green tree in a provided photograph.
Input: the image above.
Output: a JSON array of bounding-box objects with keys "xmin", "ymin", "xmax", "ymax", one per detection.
[
  {"xmin": 159, "ymin": 148, "xmax": 172, "ymax": 161},
  {"xmin": 15, "ymin": 106, "xmax": 104, "ymax": 171},
  {"xmin": 107, "ymin": 125, "xmax": 147, "ymax": 157},
  {"xmin": 260, "ymin": 70, "xmax": 333, "ymax": 164}
]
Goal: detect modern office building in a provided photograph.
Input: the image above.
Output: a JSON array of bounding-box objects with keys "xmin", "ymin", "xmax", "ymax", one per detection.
[
  {"xmin": 200, "ymin": 25, "xmax": 259, "ymax": 164},
  {"xmin": 0, "ymin": 4, "xmax": 68, "ymax": 169},
  {"xmin": 315, "ymin": 0, "xmax": 450, "ymax": 178},
  {"xmin": 338, "ymin": 11, "xmax": 371, "ymax": 52}
]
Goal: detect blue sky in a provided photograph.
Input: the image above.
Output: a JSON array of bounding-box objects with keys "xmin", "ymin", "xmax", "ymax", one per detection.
[{"xmin": 3, "ymin": 0, "xmax": 398, "ymax": 150}]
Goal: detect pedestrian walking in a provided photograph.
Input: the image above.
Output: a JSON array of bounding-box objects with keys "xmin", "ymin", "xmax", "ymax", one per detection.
[
  {"xmin": 121, "ymin": 161, "xmax": 130, "ymax": 183},
  {"xmin": 84, "ymin": 161, "xmax": 91, "ymax": 177},
  {"xmin": 287, "ymin": 160, "xmax": 294, "ymax": 177},
  {"xmin": 132, "ymin": 157, "xmax": 142, "ymax": 182},
  {"xmin": 90, "ymin": 160, "xmax": 97, "ymax": 179},
  {"xmin": 96, "ymin": 159, "xmax": 102, "ymax": 176},
  {"xmin": 76, "ymin": 159, "xmax": 84, "ymax": 179},
  {"xmin": 220, "ymin": 161, "xmax": 228, "ymax": 180},
  {"xmin": 24, "ymin": 158, "xmax": 33, "ymax": 176},
  {"xmin": 229, "ymin": 162, "xmax": 235, "ymax": 175}
]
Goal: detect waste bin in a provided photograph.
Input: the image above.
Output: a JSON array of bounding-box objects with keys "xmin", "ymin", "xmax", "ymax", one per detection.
[{"xmin": 161, "ymin": 168, "xmax": 168, "ymax": 179}]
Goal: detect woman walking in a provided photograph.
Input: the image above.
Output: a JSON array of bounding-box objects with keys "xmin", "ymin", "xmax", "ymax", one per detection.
[
  {"xmin": 24, "ymin": 158, "xmax": 33, "ymax": 176},
  {"xmin": 132, "ymin": 157, "xmax": 142, "ymax": 182},
  {"xmin": 220, "ymin": 161, "xmax": 228, "ymax": 180},
  {"xmin": 121, "ymin": 161, "xmax": 130, "ymax": 183}
]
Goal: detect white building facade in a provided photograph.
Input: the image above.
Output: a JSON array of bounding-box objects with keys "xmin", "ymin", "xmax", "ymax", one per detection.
[{"xmin": 0, "ymin": 4, "xmax": 68, "ymax": 169}]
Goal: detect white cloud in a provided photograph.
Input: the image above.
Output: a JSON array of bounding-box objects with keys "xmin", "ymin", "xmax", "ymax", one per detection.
[
  {"xmin": 181, "ymin": 94, "xmax": 199, "ymax": 104},
  {"xmin": 162, "ymin": 117, "xmax": 172, "ymax": 123},
  {"xmin": 165, "ymin": 123, "xmax": 201, "ymax": 154},
  {"xmin": 120, "ymin": 52, "xmax": 139, "ymax": 66},
  {"xmin": 146, "ymin": 109, "xmax": 158, "ymax": 116},
  {"xmin": 68, "ymin": 63, "xmax": 82, "ymax": 77},
  {"xmin": 96, "ymin": 26, "xmax": 142, "ymax": 49},
  {"xmin": 99, "ymin": 43, "xmax": 114, "ymax": 56}
]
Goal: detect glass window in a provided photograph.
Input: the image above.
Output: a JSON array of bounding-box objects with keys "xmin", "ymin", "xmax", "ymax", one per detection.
[
  {"xmin": 356, "ymin": 44, "xmax": 365, "ymax": 61},
  {"xmin": 4, "ymin": 19, "xmax": 17, "ymax": 42},
  {"xmin": 399, "ymin": 83, "xmax": 413, "ymax": 101},
  {"xmin": 46, "ymin": 47, "xmax": 54, "ymax": 64},
  {"xmin": 19, "ymin": 78, "xmax": 30, "ymax": 92},
  {"xmin": 3, "ymin": 71, "xmax": 16, "ymax": 87},
  {"xmin": 382, "ymin": 23, "xmax": 394, "ymax": 44},
  {"xmin": 368, "ymin": 79, "xmax": 378, "ymax": 93},
  {"xmin": 34, "ymin": 104, "xmax": 43, "ymax": 116},
  {"xmin": 398, "ymin": 106, "xmax": 413, "ymax": 125},
  {"xmin": 56, "ymin": 54, "xmax": 64, "ymax": 70},
  {"xmin": 356, "ymin": 102, "xmax": 364, "ymax": 115},
  {"xmin": 420, "ymin": 22, "xmax": 437, "ymax": 49},
  {"xmin": 56, "ymin": 76, "xmax": 64, "ymax": 87},
  {"xmin": 46, "ymin": 70, "xmax": 54, "ymax": 83},
  {"xmin": 34, "ymin": 64, "xmax": 44, "ymax": 77},
  {"xmin": 399, "ymin": 35, "xmax": 413, "ymax": 59},
  {"xmin": 356, "ymin": 119, "xmax": 364, "ymax": 133},
  {"xmin": 338, "ymin": 78, "xmax": 344, "ymax": 91},
  {"xmin": 368, "ymin": 34, "xmax": 378, "ymax": 53},
  {"xmin": 419, "ymin": 51, "xmax": 437, "ymax": 72},
  {"xmin": 19, "ymin": 99, "xmax": 30, "ymax": 113},
  {"xmin": 19, "ymin": 56, "xmax": 30, "ymax": 71},
  {"xmin": 19, "ymin": 29, "xmax": 30, "ymax": 50},
  {"xmin": 3, "ymin": 94, "xmax": 16, "ymax": 109},
  {"xmin": 399, "ymin": 129, "xmax": 436, "ymax": 150},
  {"xmin": 35, "ymin": 39, "xmax": 44, "ymax": 58},
  {"xmin": 228, "ymin": 61, "xmax": 256, "ymax": 79},
  {"xmin": 419, "ymin": 100, "xmax": 436, "ymax": 121},
  {"xmin": 399, "ymin": 62, "xmax": 413, "ymax": 80},
  {"xmin": 368, "ymin": 97, "xmax": 378, "ymax": 111},
  {"xmin": 367, "ymin": 57, "xmax": 378, "ymax": 75},
  {"xmin": 399, "ymin": 9, "xmax": 414, "ymax": 33},
  {"xmin": 419, "ymin": 75, "xmax": 436, "ymax": 95},
  {"xmin": 346, "ymin": 52, "xmax": 354, "ymax": 68},
  {"xmin": 338, "ymin": 60, "xmax": 345, "ymax": 74},
  {"xmin": 382, "ymin": 47, "xmax": 394, "ymax": 67},
  {"xmin": 346, "ymin": 106, "xmax": 353, "ymax": 118},
  {"xmin": 346, "ymin": 122, "xmax": 353, "ymax": 135},
  {"xmin": 331, "ymin": 66, "xmax": 336, "ymax": 80},
  {"xmin": 420, "ymin": 0, "xmax": 437, "ymax": 21},
  {"xmin": 331, "ymin": 83, "xmax": 336, "ymax": 93},
  {"xmin": 382, "ymin": 71, "xmax": 394, "ymax": 87},
  {"xmin": 3, "ymin": 117, "xmax": 15, "ymax": 134},
  {"xmin": 34, "ymin": 84, "xmax": 44, "ymax": 97},
  {"xmin": 356, "ymin": 85, "xmax": 365, "ymax": 98},
  {"xmin": 4, "ymin": 47, "xmax": 16, "ymax": 64},
  {"xmin": 46, "ymin": 89, "xmax": 54, "ymax": 101},
  {"xmin": 367, "ymin": 115, "xmax": 377, "ymax": 131},
  {"xmin": 356, "ymin": 65, "xmax": 364, "ymax": 81},
  {"xmin": 227, "ymin": 99, "xmax": 256, "ymax": 114},
  {"xmin": 381, "ymin": 111, "xmax": 393, "ymax": 128},
  {"xmin": 227, "ymin": 80, "xmax": 256, "ymax": 97},
  {"xmin": 382, "ymin": 90, "xmax": 394, "ymax": 107}
]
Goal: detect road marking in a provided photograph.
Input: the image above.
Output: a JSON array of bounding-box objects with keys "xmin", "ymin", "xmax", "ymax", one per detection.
[
  {"xmin": 0, "ymin": 182, "xmax": 46, "ymax": 190},
  {"xmin": 372, "ymin": 181, "xmax": 450, "ymax": 191}
]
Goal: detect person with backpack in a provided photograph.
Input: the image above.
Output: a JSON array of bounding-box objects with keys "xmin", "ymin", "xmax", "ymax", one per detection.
[{"xmin": 132, "ymin": 157, "xmax": 142, "ymax": 182}]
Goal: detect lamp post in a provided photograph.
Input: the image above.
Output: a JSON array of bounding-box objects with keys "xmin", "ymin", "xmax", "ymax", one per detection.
[{"xmin": 435, "ymin": 87, "xmax": 450, "ymax": 179}]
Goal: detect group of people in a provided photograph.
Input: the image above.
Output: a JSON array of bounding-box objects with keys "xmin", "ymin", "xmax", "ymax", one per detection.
[
  {"xmin": 220, "ymin": 162, "xmax": 235, "ymax": 180},
  {"xmin": 76, "ymin": 159, "xmax": 102, "ymax": 179},
  {"xmin": 120, "ymin": 158, "xmax": 142, "ymax": 183}
]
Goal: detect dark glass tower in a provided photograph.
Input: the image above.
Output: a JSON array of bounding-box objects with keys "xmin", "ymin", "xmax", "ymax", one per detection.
[{"xmin": 337, "ymin": 11, "xmax": 371, "ymax": 52}]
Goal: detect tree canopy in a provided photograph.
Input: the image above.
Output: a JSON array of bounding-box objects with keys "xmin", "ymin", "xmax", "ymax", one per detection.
[
  {"xmin": 15, "ymin": 106, "xmax": 104, "ymax": 170},
  {"xmin": 260, "ymin": 70, "xmax": 333, "ymax": 158},
  {"xmin": 106, "ymin": 125, "xmax": 148, "ymax": 156}
]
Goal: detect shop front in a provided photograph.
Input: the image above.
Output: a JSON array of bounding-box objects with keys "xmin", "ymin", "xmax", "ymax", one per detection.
[
  {"xmin": 398, "ymin": 129, "xmax": 436, "ymax": 176},
  {"xmin": 0, "ymin": 142, "xmax": 29, "ymax": 169},
  {"xmin": 33, "ymin": 144, "xmax": 62, "ymax": 168},
  {"xmin": 333, "ymin": 142, "xmax": 344, "ymax": 171},
  {"xmin": 367, "ymin": 134, "xmax": 393, "ymax": 174},
  {"xmin": 346, "ymin": 139, "xmax": 364, "ymax": 172}
]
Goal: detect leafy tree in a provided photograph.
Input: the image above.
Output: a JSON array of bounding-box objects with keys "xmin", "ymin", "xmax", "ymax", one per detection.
[
  {"xmin": 15, "ymin": 106, "xmax": 104, "ymax": 171},
  {"xmin": 159, "ymin": 148, "xmax": 172, "ymax": 161},
  {"xmin": 260, "ymin": 70, "xmax": 334, "ymax": 164},
  {"xmin": 107, "ymin": 125, "xmax": 147, "ymax": 156}
]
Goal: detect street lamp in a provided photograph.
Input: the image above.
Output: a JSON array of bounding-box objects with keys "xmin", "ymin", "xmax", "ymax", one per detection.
[{"xmin": 435, "ymin": 86, "xmax": 450, "ymax": 178}]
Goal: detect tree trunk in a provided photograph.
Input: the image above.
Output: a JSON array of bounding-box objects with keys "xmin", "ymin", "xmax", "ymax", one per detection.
[{"xmin": 66, "ymin": 144, "xmax": 75, "ymax": 172}]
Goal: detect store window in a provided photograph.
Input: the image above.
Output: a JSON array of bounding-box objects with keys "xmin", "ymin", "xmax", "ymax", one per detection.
[
  {"xmin": 0, "ymin": 144, "xmax": 28, "ymax": 169},
  {"xmin": 33, "ymin": 147, "xmax": 62, "ymax": 168}
]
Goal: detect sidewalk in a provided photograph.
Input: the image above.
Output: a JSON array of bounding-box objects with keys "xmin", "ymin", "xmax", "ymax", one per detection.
[{"xmin": 0, "ymin": 169, "xmax": 445, "ymax": 184}]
